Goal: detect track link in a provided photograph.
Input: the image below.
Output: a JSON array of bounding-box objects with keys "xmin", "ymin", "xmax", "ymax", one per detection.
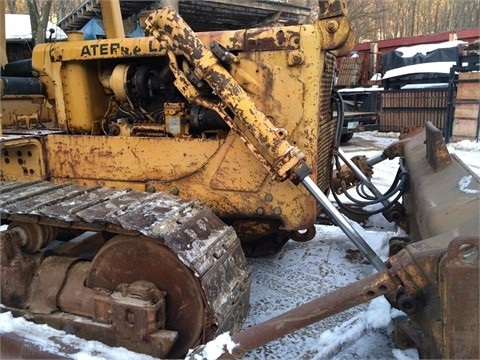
[{"xmin": 0, "ymin": 180, "xmax": 251, "ymax": 358}]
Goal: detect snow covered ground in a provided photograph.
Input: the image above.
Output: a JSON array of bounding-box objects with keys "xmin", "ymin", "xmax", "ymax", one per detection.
[{"xmin": 1, "ymin": 131, "xmax": 479, "ymax": 359}]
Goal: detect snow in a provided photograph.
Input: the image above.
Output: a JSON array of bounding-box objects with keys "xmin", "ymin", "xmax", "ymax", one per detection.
[
  {"xmin": 382, "ymin": 61, "xmax": 456, "ymax": 79},
  {"xmin": 338, "ymin": 86, "xmax": 384, "ymax": 93},
  {"xmin": 191, "ymin": 332, "xmax": 238, "ymax": 360},
  {"xmin": 392, "ymin": 348, "xmax": 421, "ymax": 360},
  {"xmin": 0, "ymin": 131, "xmax": 478, "ymax": 359},
  {"xmin": 381, "ymin": 40, "xmax": 468, "ymax": 80},
  {"xmin": 0, "ymin": 312, "xmax": 156, "ymax": 360},
  {"xmin": 447, "ymin": 139, "xmax": 480, "ymax": 176},
  {"xmin": 401, "ymin": 82, "xmax": 448, "ymax": 89},
  {"xmin": 395, "ymin": 40, "xmax": 466, "ymax": 58},
  {"xmin": 4, "ymin": 14, "xmax": 67, "ymax": 40},
  {"xmin": 305, "ymin": 296, "xmax": 393, "ymax": 359},
  {"xmin": 458, "ymin": 175, "xmax": 479, "ymax": 194}
]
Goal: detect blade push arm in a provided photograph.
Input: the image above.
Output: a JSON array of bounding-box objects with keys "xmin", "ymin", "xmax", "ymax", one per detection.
[{"xmin": 189, "ymin": 235, "xmax": 478, "ymax": 359}]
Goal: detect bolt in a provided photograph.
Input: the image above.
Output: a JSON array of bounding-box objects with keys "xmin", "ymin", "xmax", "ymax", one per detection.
[
  {"xmin": 273, "ymin": 207, "xmax": 282, "ymax": 215},
  {"xmin": 10, "ymin": 258, "xmax": 22, "ymax": 266},
  {"xmin": 146, "ymin": 185, "xmax": 156, "ymax": 193},
  {"xmin": 288, "ymin": 51, "xmax": 304, "ymax": 66},
  {"xmin": 126, "ymin": 310, "xmax": 135, "ymax": 324},
  {"xmin": 171, "ymin": 188, "xmax": 179, "ymax": 195},
  {"xmin": 256, "ymin": 207, "xmax": 264, "ymax": 215},
  {"xmin": 389, "ymin": 210, "xmax": 401, "ymax": 220},
  {"xmin": 108, "ymin": 124, "xmax": 120, "ymax": 136},
  {"xmin": 265, "ymin": 194, "xmax": 273, "ymax": 202},
  {"xmin": 326, "ymin": 20, "xmax": 339, "ymax": 33}
]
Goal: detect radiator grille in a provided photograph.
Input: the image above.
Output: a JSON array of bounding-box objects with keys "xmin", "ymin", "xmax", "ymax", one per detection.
[{"xmin": 316, "ymin": 52, "xmax": 336, "ymax": 190}]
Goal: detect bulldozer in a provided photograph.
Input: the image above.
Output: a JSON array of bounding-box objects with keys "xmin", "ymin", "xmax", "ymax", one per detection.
[{"xmin": 0, "ymin": 0, "xmax": 478, "ymax": 358}]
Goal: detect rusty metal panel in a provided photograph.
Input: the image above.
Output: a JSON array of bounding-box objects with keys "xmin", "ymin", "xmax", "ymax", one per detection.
[
  {"xmin": 0, "ymin": 137, "xmax": 46, "ymax": 181},
  {"xmin": 209, "ymin": 137, "xmax": 268, "ymax": 192},
  {"xmin": 316, "ymin": 52, "xmax": 336, "ymax": 190},
  {"xmin": 27, "ymin": 256, "xmax": 78, "ymax": 314},
  {"xmin": 381, "ymin": 110, "xmax": 445, "ymax": 132},
  {"xmin": 0, "ymin": 95, "xmax": 52, "ymax": 126},
  {"xmin": 0, "ymin": 332, "xmax": 67, "ymax": 359},
  {"xmin": 441, "ymin": 236, "xmax": 479, "ymax": 359},
  {"xmin": 401, "ymin": 125, "xmax": 480, "ymax": 239},
  {"xmin": 244, "ymin": 27, "xmax": 301, "ymax": 51},
  {"xmin": 45, "ymin": 135, "xmax": 222, "ymax": 183}
]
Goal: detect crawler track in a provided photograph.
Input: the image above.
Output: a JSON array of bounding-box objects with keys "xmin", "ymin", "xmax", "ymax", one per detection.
[{"xmin": 0, "ymin": 180, "xmax": 251, "ymax": 358}]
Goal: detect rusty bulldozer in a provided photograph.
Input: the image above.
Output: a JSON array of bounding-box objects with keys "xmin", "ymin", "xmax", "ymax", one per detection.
[{"xmin": 0, "ymin": 0, "xmax": 478, "ymax": 359}]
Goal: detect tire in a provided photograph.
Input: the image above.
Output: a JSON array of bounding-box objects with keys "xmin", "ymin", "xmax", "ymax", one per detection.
[{"xmin": 340, "ymin": 132, "xmax": 354, "ymax": 143}]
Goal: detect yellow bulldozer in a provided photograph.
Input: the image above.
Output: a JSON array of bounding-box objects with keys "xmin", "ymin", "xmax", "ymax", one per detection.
[{"xmin": 0, "ymin": 0, "xmax": 478, "ymax": 358}]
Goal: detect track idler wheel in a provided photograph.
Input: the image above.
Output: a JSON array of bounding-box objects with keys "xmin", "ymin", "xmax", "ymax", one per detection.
[
  {"xmin": 85, "ymin": 235, "xmax": 207, "ymax": 358},
  {"xmin": 7, "ymin": 222, "xmax": 57, "ymax": 253}
]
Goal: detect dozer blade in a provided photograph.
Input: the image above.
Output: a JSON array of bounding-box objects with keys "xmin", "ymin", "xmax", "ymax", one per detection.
[
  {"xmin": 392, "ymin": 121, "xmax": 480, "ymax": 358},
  {"xmin": 401, "ymin": 121, "xmax": 479, "ymax": 240}
]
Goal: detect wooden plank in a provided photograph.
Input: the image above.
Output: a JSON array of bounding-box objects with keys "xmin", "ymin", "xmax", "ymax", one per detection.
[
  {"xmin": 452, "ymin": 72, "xmax": 479, "ymax": 141},
  {"xmin": 452, "ymin": 118, "xmax": 479, "ymax": 138},
  {"xmin": 457, "ymin": 72, "xmax": 480, "ymax": 101},
  {"xmin": 454, "ymin": 103, "xmax": 480, "ymax": 119},
  {"xmin": 337, "ymin": 57, "xmax": 364, "ymax": 86}
]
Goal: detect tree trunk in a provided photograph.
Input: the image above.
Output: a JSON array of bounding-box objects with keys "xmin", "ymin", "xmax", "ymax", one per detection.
[
  {"xmin": 5, "ymin": 0, "xmax": 16, "ymax": 13},
  {"xmin": 26, "ymin": 0, "xmax": 53, "ymax": 45}
]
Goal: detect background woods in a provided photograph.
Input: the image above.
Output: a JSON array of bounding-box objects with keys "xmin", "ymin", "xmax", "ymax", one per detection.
[
  {"xmin": 343, "ymin": 0, "xmax": 480, "ymax": 42},
  {"xmin": 5, "ymin": 0, "xmax": 480, "ymax": 44},
  {"xmin": 5, "ymin": 0, "xmax": 83, "ymax": 44}
]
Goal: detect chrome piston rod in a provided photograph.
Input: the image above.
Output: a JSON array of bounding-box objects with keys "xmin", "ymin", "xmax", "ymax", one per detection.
[{"xmin": 301, "ymin": 175, "xmax": 386, "ymax": 271}]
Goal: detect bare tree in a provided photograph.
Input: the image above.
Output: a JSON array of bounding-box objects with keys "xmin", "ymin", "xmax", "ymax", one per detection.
[
  {"xmin": 5, "ymin": 0, "xmax": 17, "ymax": 13},
  {"xmin": 344, "ymin": 0, "xmax": 383, "ymax": 42},
  {"xmin": 26, "ymin": 0, "xmax": 53, "ymax": 44},
  {"xmin": 358, "ymin": 0, "xmax": 479, "ymax": 41},
  {"xmin": 50, "ymin": 0, "xmax": 83, "ymax": 23},
  {"xmin": 10, "ymin": 0, "xmax": 480, "ymax": 45}
]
